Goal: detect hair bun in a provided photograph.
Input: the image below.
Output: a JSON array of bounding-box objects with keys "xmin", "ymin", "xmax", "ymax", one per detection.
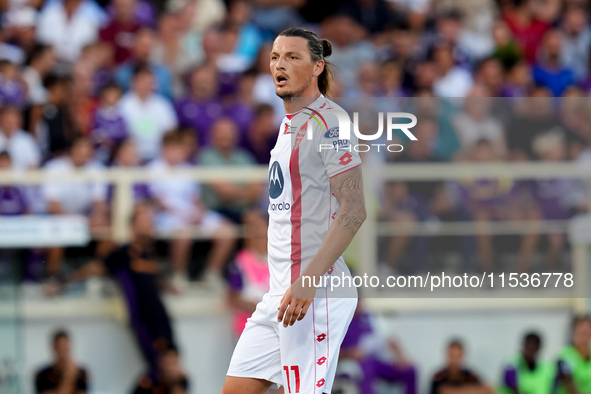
[{"xmin": 320, "ymin": 39, "xmax": 332, "ymax": 58}]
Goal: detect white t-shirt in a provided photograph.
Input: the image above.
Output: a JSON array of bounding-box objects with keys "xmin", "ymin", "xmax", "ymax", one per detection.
[
  {"xmin": 453, "ymin": 113, "xmax": 504, "ymax": 151},
  {"xmin": 267, "ymin": 96, "xmax": 361, "ymax": 295},
  {"xmin": 36, "ymin": 1, "xmax": 100, "ymax": 62},
  {"xmin": 119, "ymin": 93, "xmax": 178, "ymax": 161},
  {"xmin": 42, "ymin": 157, "xmax": 107, "ymax": 214},
  {"xmin": 434, "ymin": 67, "xmax": 474, "ymax": 98},
  {"xmin": 148, "ymin": 158, "xmax": 200, "ymax": 218},
  {"xmin": 0, "ymin": 129, "xmax": 41, "ymax": 169}
]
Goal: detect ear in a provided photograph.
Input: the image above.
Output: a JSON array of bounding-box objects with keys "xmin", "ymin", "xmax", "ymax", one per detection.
[{"xmin": 313, "ymin": 59, "xmax": 325, "ymax": 78}]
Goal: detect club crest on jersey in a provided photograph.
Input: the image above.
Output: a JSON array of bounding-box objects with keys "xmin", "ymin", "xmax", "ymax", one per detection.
[{"xmin": 269, "ymin": 161, "xmax": 284, "ymax": 199}]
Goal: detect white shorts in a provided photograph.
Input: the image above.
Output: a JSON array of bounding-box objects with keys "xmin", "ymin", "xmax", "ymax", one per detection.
[
  {"xmin": 227, "ymin": 291, "xmax": 357, "ymax": 393},
  {"xmin": 154, "ymin": 210, "xmax": 224, "ymax": 235}
]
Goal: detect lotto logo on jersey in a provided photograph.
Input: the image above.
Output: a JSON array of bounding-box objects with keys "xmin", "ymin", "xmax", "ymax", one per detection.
[
  {"xmin": 269, "ymin": 161, "xmax": 284, "ymax": 199},
  {"xmin": 338, "ymin": 152, "xmax": 353, "ymax": 166}
]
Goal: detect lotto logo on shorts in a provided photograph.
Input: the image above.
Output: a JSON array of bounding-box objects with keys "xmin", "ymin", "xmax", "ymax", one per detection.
[
  {"xmin": 317, "ymin": 356, "xmax": 327, "ymax": 365},
  {"xmin": 316, "ymin": 333, "xmax": 326, "ymax": 342},
  {"xmin": 338, "ymin": 152, "xmax": 353, "ymax": 165},
  {"xmin": 316, "ymin": 379, "xmax": 325, "ymax": 388}
]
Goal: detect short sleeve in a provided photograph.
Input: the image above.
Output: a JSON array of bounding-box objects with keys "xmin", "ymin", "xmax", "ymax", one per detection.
[
  {"xmin": 503, "ymin": 365, "xmax": 517, "ymax": 389},
  {"xmin": 316, "ymin": 122, "xmax": 362, "ymax": 178},
  {"xmin": 225, "ymin": 259, "xmax": 244, "ymax": 292},
  {"xmin": 76, "ymin": 368, "xmax": 89, "ymax": 392}
]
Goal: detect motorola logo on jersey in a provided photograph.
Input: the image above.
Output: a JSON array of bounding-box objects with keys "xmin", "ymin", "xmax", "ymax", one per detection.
[
  {"xmin": 269, "ymin": 202, "xmax": 291, "ymax": 211},
  {"xmin": 269, "ymin": 161, "xmax": 284, "ymax": 199}
]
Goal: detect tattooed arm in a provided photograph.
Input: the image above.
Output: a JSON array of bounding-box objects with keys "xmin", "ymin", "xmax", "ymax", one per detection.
[
  {"xmin": 277, "ymin": 166, "xmax": 366, "ymax": 327},
  {"xmin": 301, "ymin": 166, "xmax": 366, "ymax": 279}
]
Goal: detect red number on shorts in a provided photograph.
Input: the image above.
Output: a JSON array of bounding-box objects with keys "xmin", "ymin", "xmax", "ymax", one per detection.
[{"xmin": 283, "ymin": 365, "xmax": 300, "ymax": 393}]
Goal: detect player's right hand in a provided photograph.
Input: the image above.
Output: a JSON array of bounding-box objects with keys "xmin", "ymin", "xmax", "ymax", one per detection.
[{"xmin": 277, "ymin": 280, "xmax": 314, "ymax": 328}]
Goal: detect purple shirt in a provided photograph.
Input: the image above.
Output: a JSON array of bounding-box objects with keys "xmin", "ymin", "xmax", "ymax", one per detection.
[
  {"xmin": 0, "ymin": 186, "xmax": 27, "ymax": 215},
  {"xmin": 531, "ymin": 179, "xmax": 571, "ymax": 220},
  {"xmin": 92, "ymin": 106, "xmax": 129, "ymax": 144},
  {"xmin": 223, "ymin": 103, "xmax": 254, "ymax": 147},
  {"xmin": 457, "ymin": 179, "xmax": 512, "ymax": 207},
  {"xmin": 341, "ymin": 312, "xmax": 373, "ymax": 350},
  {"xmin": 106, "ymin": 183, "xmax": 151, "ymax": 204},
  {"xmin": 175, "ymin": 98, "xmax": 223, "ymax": 146},
  {"xmin": 0, "ymin": 77, "xmax": 25, "ymax": 107}
]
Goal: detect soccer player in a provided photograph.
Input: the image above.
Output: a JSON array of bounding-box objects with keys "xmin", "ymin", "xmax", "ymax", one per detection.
[
  {"xmin": 499, "ymin": 332, "xmax": 555, "ymax": 394},
  {"xmin": 555, "ymin": 316, "xmax": 591, "ymax": 394},
  {"xmin": 222, "ymin": 27, "xmax": 366, "ymax": 394}
]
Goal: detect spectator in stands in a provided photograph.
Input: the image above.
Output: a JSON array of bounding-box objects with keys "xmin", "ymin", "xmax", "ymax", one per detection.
[
  {"xmin": 337, "ymin": 0, "xmax": 397, "ymax": 35},
  {"xmin": 0, "ymin": 106, "xmax": 41, "ymax": 170},
  {"xmin": 108, "ymin": 139, "xmax": 151, "ymax": 205},
  {"xmin": 70, "ymin": 61, "xmax": 99, "ymax": 136},
  {"xmin": 34, "ymin": 330, "xmax": 90, "ymax": 394},
  {"xmin": 252, "ymin": 43, "xmax": 284, "ymax": 125},
  {"xmin": 215, "ymin": 0, "xmax": 263, "ymax": 73},
  {"xmin": 322, "ymin": 14, "xmax": 376, "ymax": 93},
  {"xmin": 21, "ymin": 44, "xmax": 56, "ymax": 107},
  {"xmin": 99, "ymin": 0, "xmax": 141, "ymax": 66},
  {"xmin": 36, "ymin": 0, "xmax": 103, "ymax": 63},
  {"xmin": 91, "ymin": 82, "xmax": 129, "ymax": 164},
  {"xmin": 556, "ymin": 316, "xmax": 591, "ymax": 394},
  {"xmin": 560, "ymin": 4, "xmax": 591, "ymax": 83},
  {"xmin": 133, "ymin": 345, "xmax": 189, "ymax": 394},
  {"xmin": 430, "ymin": 340, "xmax": 493, "ymax": 394},
  {"xmin": 43, "ymin": 137, "xmax": 108, "ymax": 278},
  {"xmin": 174, "ymin": 65, "xmax": 223, "ymax": 147},
  {"xmin": 339, "ymin": 302, "xmax": 417, "ymax": 394},
  {"xmin": 379, "ymin": 180, "xmax": 430, "ymax": 273},
  {"xmin": 432, "ymin": 43, "xmax": 473, "ymax": 98},
  {"xmin": 533, "ymin": 30, "xmax": 575, "ymax": 97},
  {"xmin": 474, "ymin": 57, "xmax": 504, "ymax": 97},
  {"xmin": 148, "ymin": 131, "xmax": 236, "ymax": 289},
  {"xmin": 502, "ymin": 0, "xmax": 555, "ymax": 64},
  {"xmin": 71, "ymin": 204, "xmax": 178, "ymax": 378},
  {"xmin": 501, "ymin": 61, "xmax": 532, "ymax": 98},
  {"xmin": 456, "ymin": 139, "xmax": 528, "ymax": 272},
  {"xmin": 150, "ymin": 13, "xmax": 196, "ymax": 97},
  {"xmin": 499, "ymin": 332, "xmax": 555, "ymax": 394},
  {"xmin": 0, "ymin": 59, "xmax": 26, "ymax": 107},
  {"xmin": 35, "ymin": 75, "xmax": 78, "ymax": 159},
  {"xmin": 225, "ymin": 210, "xmax": 269, "ymax": 337},
  {"xmin": 526, "ymin": 132, "xmax": 575, "ymax": 270},
  {"xmin": 119, "ymin": 64, "xmax": 178, "ymax": 161},
  {"xmin": 0, "ymin": 151, "xmax": 28, "ymax": 216},
  {"xmin": 115, "ymin": 28, "xmax": 174, "ymax": 99},
  {"xmin": 244, "ymin": 103, "xmax": 277, "ymax": 165},
  {"xmin": 452, "ymin": 92, "xmax": 506, "ymax": 158},
  {"xmin": 198, "ymin": 118, "xmax": 262, "ymax": 223}
]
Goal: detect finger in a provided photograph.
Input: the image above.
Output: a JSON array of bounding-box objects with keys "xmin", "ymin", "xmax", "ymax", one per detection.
[
  {"xmin": 277, "ymin": 297, "xmax": 289, "ymax": 322},
  {"xmin": 282, "ymin": 303, "xmax": 297, "ymax": 327},
  {"xmin": 296, "ymin": 300, "xmax": 312, "ymax": 321},
  {"xmin": 288, "ymin": 302, "xmax": 302, "ymax": 326}
]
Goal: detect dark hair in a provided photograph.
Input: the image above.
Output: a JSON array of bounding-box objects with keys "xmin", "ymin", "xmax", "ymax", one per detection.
[
  {"xmin": 524, "ymin": 332, "xmax": 542, "ymax": 348},
  {"xmin": 100, "ymin": 81, "xmax": 123, "ymax": 96},
  {"xmin": 254, "ymin": 103, "xmax": 274, "ymax": 118},
  {"xmin": 278, "ymin": 27, "xmax": 335, "ymax": 97},
  {"xmin": 448, "ymin": 339, "xmax": 464, "ymax": 350},
  {"xmin": 26, "ymin": 44, "xmax": 52, "ymax": 66},
  {"xmin": 132, "ymin": 62, "xmax": 152, "ymax": 78},
  {"xmin": 572, "ymin": 315, "xmax": 591, "ymax": 331},
  {"xmin": 0, "ymin": 151, "xmax": 10, "ymax": 161},
  {"xmin": 52, "ymin": 329, "xmax": 69, "ymax": 345}
]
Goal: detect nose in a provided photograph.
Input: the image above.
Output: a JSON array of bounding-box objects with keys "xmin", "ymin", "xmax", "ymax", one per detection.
[{"xmin": 274, "ymin": 55, "xmax": 286, "ymax": 71}]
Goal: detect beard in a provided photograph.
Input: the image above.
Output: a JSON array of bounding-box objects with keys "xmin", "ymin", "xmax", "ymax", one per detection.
[{"xmin": 276, "ymin": 78, "xmax": 312, "ymax": 101}]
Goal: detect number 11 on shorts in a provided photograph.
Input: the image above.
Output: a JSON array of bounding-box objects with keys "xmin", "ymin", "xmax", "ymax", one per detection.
[{"xmin": 283, "ymin": 365, "xmax": 300, "ymax": 393}]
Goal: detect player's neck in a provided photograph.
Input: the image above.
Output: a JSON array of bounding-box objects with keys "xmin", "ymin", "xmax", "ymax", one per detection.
[{"xmin": 283, "ymin": 89, "xmax": 321, "ymax": 116}]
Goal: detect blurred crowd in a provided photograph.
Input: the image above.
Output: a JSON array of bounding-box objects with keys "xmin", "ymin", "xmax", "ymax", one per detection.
[{"xmin": 1, "ymin": 0, "xmax": 591, "ymax": 281}]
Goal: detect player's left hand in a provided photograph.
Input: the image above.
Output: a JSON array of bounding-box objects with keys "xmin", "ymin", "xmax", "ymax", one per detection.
[{"xmin": 277, "ymin": 277, "xmax": 315, "ymax": 327}]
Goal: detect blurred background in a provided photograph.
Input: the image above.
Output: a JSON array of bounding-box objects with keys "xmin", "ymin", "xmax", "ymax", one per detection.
[{"xmin": 1, "ymin": 0, "xmax": 591, "ymax": 393}]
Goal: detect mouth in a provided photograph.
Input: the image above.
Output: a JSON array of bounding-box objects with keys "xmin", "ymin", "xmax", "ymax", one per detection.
[{"xmin": 275, "ymin": 74, "xmax": 288, "ymax": 87}]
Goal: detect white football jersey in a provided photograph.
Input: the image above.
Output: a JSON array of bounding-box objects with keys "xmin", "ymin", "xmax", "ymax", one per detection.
[{"xmin": 267, "ymin": 95, "xmax": 362, "ymax": 295}]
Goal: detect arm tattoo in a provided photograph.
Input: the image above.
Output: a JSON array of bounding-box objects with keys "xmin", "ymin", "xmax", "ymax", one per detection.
[{"xmin": 332, "ymin": 167, "xmax": 366, "ymax": 231}]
